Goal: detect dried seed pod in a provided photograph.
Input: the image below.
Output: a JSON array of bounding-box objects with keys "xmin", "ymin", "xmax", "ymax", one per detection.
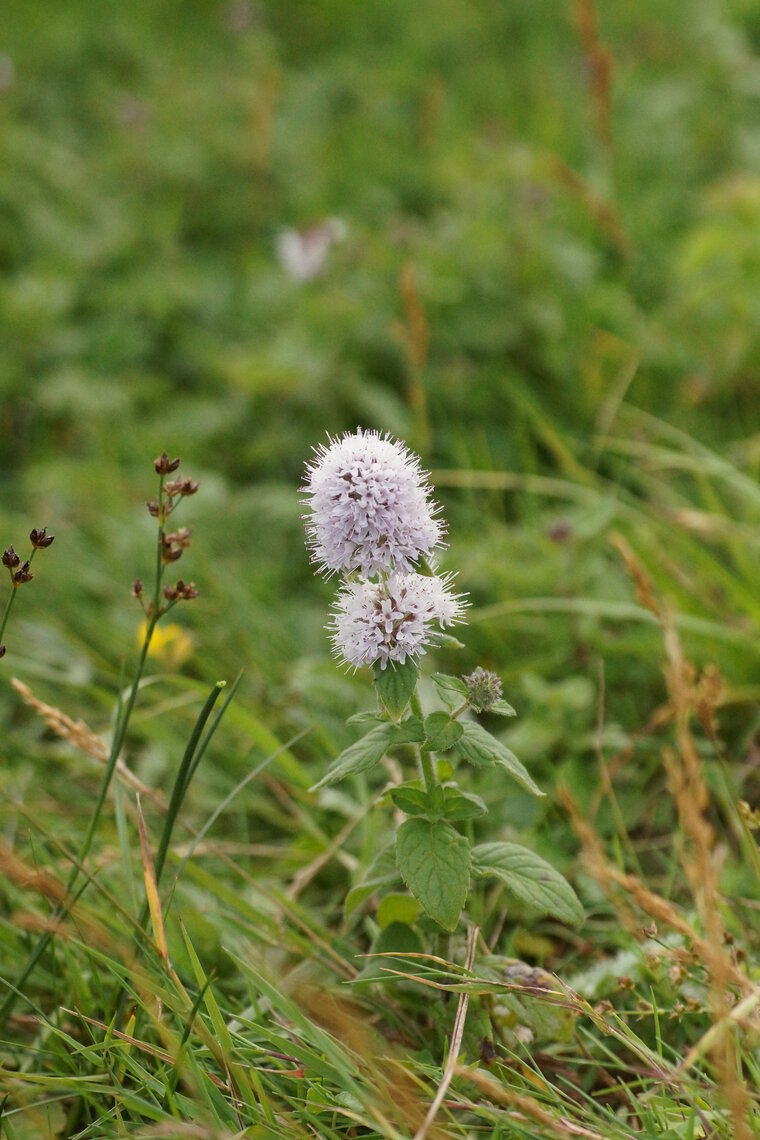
[
  {"xmin": 154, "ymin": 451, "xmax": 181, "ymax": 475},
  {"xmin": 13, "ymin": 562, "xmax": 33, "ymax": 585},
  {"xmin": 29, "ymin": 528, "xmax": 55, "ymax": 549}
]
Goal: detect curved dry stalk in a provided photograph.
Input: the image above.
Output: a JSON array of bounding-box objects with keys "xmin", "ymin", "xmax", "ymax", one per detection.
[{"xmin": 412, "ymin": 924, "xmax": 478, "ymax": 1140}]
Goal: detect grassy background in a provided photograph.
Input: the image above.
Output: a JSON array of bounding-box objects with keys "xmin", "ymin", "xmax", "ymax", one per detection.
[{"xmin": 2, "ymin": 1, "xmax": 760, "ymax": 1136}]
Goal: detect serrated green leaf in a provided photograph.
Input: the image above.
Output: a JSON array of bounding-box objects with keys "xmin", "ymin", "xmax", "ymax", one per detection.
[
  {"xmin": 346, "ymin": 711, "xmax": 385, "ymax": 727},
  {"xmin": 471, "ymin": 842, "xmax": 584, "ymax": 926},
  {"xmin": 389, "ymin": 785, "xmax": 430, "ymax": 816},
  {"xmin": 423, "ymin": 711, "xmax": 464, "ymax": 752},
  {"xmin": 312, "ymin": 724, "xmax": 395, "ymax": 790},
  {"xmin": 374, "ymin": 658, "xmax": 419, "ymax": 720},
  {"xmin": 431, "ymin": 673, "xmax": 468, "ymax": 709},
  {"xmin": 489, "ymin": 699, "xmax": 517, "ymax": 717},
  {"xmin": 312, "ymin": 717, "xmax": 424, "ymax": 791},
  {"xmin": 390, "ymin": 717, "xmax": 426, "ymax": 745},
  {"xmin": 453, "ymin": 721, "xmax": 544, "ymax": 797},
  {"xmin": 396, "ymin": 818, "xmax": 471, "ymax": 931},
  {"xmin": 377, "ymin": 893, "xmax": 421, "ymax": 928},
  {"xmin": 442, "ymin": 789, "xmax": 488, "ymax": 821}
]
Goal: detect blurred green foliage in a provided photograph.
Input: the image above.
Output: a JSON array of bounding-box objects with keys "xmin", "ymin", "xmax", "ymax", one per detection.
[
  {"xmin": 3, "ymin": 4, "xmax": 760, "ymax": 1134},
  {"xmin": 1, "ymin": 0, "xmax": 760, "ymax": 885}
]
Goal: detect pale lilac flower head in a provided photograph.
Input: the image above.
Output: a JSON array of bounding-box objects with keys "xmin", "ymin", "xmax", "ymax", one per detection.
[
  {"xmin": 330, "ymin": 571, "xmax": 467, "ymax": 670},
  {"xmin": 302, "ymin": 428, "xmax": 444, "ymax": 577}
]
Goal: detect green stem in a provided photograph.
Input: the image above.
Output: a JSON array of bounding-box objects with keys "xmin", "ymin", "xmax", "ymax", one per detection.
[
  {"xmin": 0, "ymin": 548, "xmax": 37, "ymax": 649},
  {"xmin": 116, "ymin": 680, "xmax": 226, "ymax": 1029},
  {"xmin": 0, "ymin": 483, "xmax": 169, "ymax": 1029},
  {"xmin": 0, "ymin": 583, "xmax": 16, "ymax": 647},
  {"xmin": 417, "ymin": 745, "xmax": 437, "ymax": 796},
  {"xmin": 409, "ymin": 685, "xmax": 438, "ymax": 794},
  {"xmin": 0, "ymin": 612, "xmax": 159, "ymax": 1029},
  {"xmin": 152, "ymin": 680, "xmax": 226, "ymax": 892}
]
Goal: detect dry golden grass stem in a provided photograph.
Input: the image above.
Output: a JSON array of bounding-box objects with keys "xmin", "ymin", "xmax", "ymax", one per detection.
[
  {"xmin": 293, "ymin": 985, "xmax": 429, "ymax": 1139},
  {"xmin": 0, "ymin": 841, "xmax": 66, "ymax": 904},
  {"xmin": 412, "ymin": 925, "xmax": 479, "ymax": 1140},
  {"xmin": 585, "ymin": 536, "xmax": 756, "ymax": 1138},
  {"xmin": 394, "ymin": 263, "xmax": 431, "ymax": 453},
  {"xmin": 454, "ymin": 1064, "xmax": 604, "ymax": 1138},
  {"xmin": 571, "ymin": 0, "xmax": 613, "ymax": 153},
  {"xmin": 11, "ymin": 677, "xmax": 165, "ymax": 808},
  {"xmin": 658, "ymin": 611, "xmax": 753, "ymax": 1139},
  {"xmin": 560, "ymin": 787, "xmax": 752, "ymax": 993}
]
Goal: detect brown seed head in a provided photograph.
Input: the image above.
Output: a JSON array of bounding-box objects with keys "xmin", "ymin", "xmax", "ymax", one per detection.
[
  {"xmin": 13, "ymin": 561, "xmax": 33, "ymax": 585},
  {"xmin": 146, "ymin": 500, "xmax": 160, "ymax": 518},
  {"xmin": 164, "ymin": 478, "xmax": 199, "ymax": 497},
  {"xmin": 131, "ymin": 578, "xmax": 144, "ymax": 598},
  {"xmin": 154, "ymin": 451, "xmax": 181, "ymax": 475},
  {"xmin": 2, "ymin": 546, "xmax": 20, "ymax": 569},
  {"xmin": 166, "ymin": 528, "xmax": 192, "ymax": 548},
  {"xmin": 175, "ymin": 579, "xmax": 198, "ymax": 601},
  {"xmin": 29, "ymin": 527, "xmax": 55, "ymax": 549},
  {"xmin": 0, "ymin": 646, "xmax": 6, "ymax": 659},
  {"xmin": 161, "ymin": 537, "xmax": 183, "ymax": 563}
]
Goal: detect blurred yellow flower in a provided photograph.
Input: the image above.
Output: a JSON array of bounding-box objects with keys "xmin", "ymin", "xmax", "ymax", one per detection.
[{"xmin": 137, "ymin": 620, "xmax": 193, "ymax": 668}]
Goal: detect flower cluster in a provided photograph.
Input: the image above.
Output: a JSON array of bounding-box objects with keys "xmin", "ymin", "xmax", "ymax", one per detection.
[
  {"xmin": 302, "ymin": 429, "xmax": 465, "ymax": 669},
  {"xmin": 302, "ymin": 428, "xmax": 444, "ymax": 578},
  {"xmin": 0, "ymin": 526, "xmax": 55, "ymax": 658},
  {"xmin": 134, "ymin": 453, "xmax": 199, "ymax": 620}
]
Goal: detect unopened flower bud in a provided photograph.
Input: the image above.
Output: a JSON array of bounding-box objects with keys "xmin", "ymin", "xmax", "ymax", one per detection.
[
  {"xmin": 0, "ymin": 645, "xmax": 6, "ymax": 658},
  {"xmin": 2, "ymin": 546, "xmax": 20, "ymax": 569},
  {"xmin": 154, "ymin": 451, "xmax": 181, "ymax": 475},
  {"xmin": 146, "ymin": 500, "xmax": 160, "ymax": 518},
  {"xmin": 131, "ymin": 578, "xmax": 144, "ymax": 598},
  {"xmin": 13, "ymin": 561, "xmax": 33, "ymax": 585},
  {"xmin": 463, "ymin": 667, "xmax": 503, "ymax": 712},
  {"xmin": 29, "ymin": 527, "xmax": 55, "ymax": 549}
]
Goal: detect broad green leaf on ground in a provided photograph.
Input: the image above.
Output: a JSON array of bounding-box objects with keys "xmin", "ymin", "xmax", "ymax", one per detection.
[
  {"xmin": 377, "ymin": 893, "xmax": 421, "ymax": 928},
  {"xmin": 430, "ymin": 673, "xmax": 468, "ymax": 709},
  {"xmin": 471, "ymin": 842, "xmax": 584, "ymax": 926},
  {"xmin": 423, "ymin": 711, "xmax": 464, "ymax": 752},
  {"xmin": 359, "ymin": 921, "xmax": 426, "ymax": 981},
  {"xmin": 374, "ymin": 659, "xmax": 419, "ymax": 720},
  {"xmin": 312, "ymin": 717, "xmax": 424, "ymax": 790},
  {"xmin": 453, "ymin": 721, "xmax": 544, "ymax": 796},
  {"xmin": 396, "ymin": 818, "xmax": 471, "ymax": 931}
]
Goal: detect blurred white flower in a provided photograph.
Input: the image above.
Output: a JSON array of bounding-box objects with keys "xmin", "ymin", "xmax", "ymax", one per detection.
[
  {"xmin": 276, "ymin": 218, "xmax": 346, "ymax": 281},
  {"xmin": 301, "ymin": 428, "xmax": 444, "ymax": 577},
  {"xmin": 330, "ymin": 572, "xmax": 466, "ymax": 670}
]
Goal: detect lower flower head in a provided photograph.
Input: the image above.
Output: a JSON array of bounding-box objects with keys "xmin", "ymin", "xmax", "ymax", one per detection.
[{"xmin": 330, "ymin": 572, "xmax": 467, "ymax": 670}]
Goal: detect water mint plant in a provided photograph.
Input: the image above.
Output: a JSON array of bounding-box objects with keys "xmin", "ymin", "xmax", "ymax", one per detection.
[{"xmin": 303, "ymin": 429, "xmax": 583, "ymax": 934}]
